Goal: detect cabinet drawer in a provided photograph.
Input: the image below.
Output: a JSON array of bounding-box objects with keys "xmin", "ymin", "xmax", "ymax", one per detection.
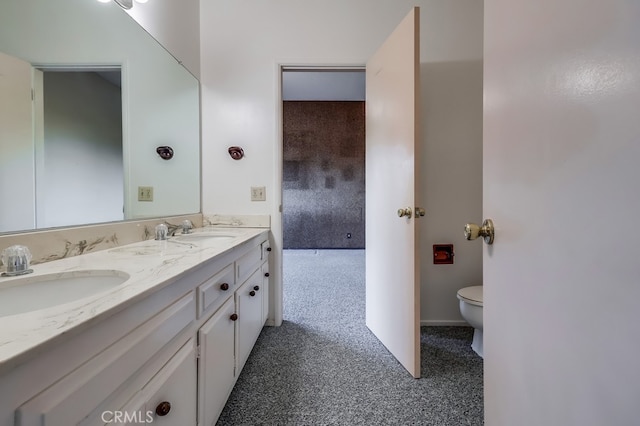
[
  {"xmin": 197, "ymin": 263, "xmax": 235, "ymax": 318},
  {"xmin": 236, "ymin": 245, "xmax": 262, "ymax": 284},
  {"xmin": 119, "ymin": 339, "xmax": 197, "ymax": 426},
  {"xmin": 16, "ymin": 293, "xmax": 195, "ymax": 426}
]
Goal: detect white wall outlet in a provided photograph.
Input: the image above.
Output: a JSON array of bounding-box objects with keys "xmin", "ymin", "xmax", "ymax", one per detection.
[
  {"xmin": 138, "ymin": 186, "xmax": 154, "ymax": 201},
  {"xmin": 251, "ymin": 186, "xmax": 266, "ymax": 201}
]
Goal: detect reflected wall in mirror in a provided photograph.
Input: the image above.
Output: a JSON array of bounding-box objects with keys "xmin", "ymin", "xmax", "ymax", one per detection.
[
  {"xmin": 36, "ymin": 68, "xmax": 124, "ymax": 229},
  {"xmin": 0, "ymin": 0, "xmax": 200, "ymax": 234}
]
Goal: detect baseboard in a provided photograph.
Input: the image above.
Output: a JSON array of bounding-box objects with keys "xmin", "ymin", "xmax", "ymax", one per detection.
[{"xmin": 420, "ymin": 320, "xmax": 470, "ymax": 327}]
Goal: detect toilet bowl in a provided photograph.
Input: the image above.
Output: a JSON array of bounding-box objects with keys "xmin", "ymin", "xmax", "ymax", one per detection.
[{"xmin": 457, "ymin": 285, "xmax": 483, "ymax": 358}]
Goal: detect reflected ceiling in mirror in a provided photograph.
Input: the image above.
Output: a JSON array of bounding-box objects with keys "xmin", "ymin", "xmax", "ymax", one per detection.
[{"xmin": 0, "ymin": 0, "xmax": 200, "ymax": 234}]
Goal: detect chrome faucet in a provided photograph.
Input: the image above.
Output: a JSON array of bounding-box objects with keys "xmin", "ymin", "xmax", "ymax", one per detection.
[
  {"xmin": 1, "ymin": 245, "xmax": 34, "ymax": 276},
  {"xmin": 155, "ymin": 223, "xmax": 169, "ymax": 241},
  {"xmin": 181, "ymin": 220, "xmax": 193, "ymax": 234}
]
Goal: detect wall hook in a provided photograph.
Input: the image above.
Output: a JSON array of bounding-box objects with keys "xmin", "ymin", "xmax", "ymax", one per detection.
[
  {"xmin": 228, "ymin": 146, "xmax": 244, "ymax": 160},
  {"xmin": 156, "ymin": 146, "xmax": 174, "ymax": 160}
]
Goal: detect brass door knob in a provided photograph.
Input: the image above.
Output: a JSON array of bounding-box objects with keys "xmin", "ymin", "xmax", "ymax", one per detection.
[
  {"xmin": 415, "ymin": 207, "xmax": 425, "ymax": 218},
  {"xmin": 464, "ymin": 219, "xmax": 495, "ymax": 245},
  {"xmin": 397, "ymin": 207, "xmax": 412, "ymax": 218}
]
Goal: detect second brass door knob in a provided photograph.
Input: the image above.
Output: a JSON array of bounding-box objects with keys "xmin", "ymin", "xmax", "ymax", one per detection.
[{"xmin": 464, "ymin": 219, "xmax": 495, "ymax": 245}]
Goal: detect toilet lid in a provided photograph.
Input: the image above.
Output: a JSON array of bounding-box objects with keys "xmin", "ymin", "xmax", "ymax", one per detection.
[{"xmin": 457, "ymin": 286, "xmax": 483, "ymax": 306}]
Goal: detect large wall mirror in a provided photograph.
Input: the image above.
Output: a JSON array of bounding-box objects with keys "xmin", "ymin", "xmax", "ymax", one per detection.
[{"xmin": 0, "ymin": 0, "xmax": 200, "ymax": 234}]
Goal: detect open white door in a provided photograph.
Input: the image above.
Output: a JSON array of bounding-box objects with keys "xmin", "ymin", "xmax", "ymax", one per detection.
[
  {"xmin": 484, "ymin": 0, "xmax": 640, "ymax": 424},
  {"xmin": 365, "ymin": 7, "xmax": 421, "ymax": 378},
  {"xmin": 0, "ymin": 51, "xmax": 35, "ymax": 232}
]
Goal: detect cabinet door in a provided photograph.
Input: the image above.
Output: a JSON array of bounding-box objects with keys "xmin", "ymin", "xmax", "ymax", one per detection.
[
  {"xmin": 236, "ymin": 270, "xmax": 264, "ymax": 374},
  {"xmin": 143, "ymin": 344, "xmax": 197, "ymax": 426},
  {"xmin": 261, "ymin": 261, "xmax": 270, "ymax": 324},
  {"xmin": 198, "ymin": 296, "xmax": 236, "ymax": 426},
  {"xmin": 119, "ymin": 339, "xmax": 197, "ymax": 426}
]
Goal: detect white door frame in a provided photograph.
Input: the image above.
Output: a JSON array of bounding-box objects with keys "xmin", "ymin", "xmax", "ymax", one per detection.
[{"xmin": 271, "ymin": 63, "xmax": 365, "ymax": 327}]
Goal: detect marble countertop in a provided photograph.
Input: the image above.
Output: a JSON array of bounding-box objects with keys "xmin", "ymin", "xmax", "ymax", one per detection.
[{"xmin": 0, "ymin": 227, "xmax": 268, "ymax": 374}]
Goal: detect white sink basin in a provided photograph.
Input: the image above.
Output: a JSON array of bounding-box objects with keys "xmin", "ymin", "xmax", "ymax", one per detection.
[
  {"xmin": 0, "ymin": 270, "xmax": 129, "ymax": 317},
  {"xmin": 109, "ymin": 240, "xmax": 194, "ymax": 256},
  {"xmin": 173, "ymin": 232, "xmax": 239, "ymax": 243}
]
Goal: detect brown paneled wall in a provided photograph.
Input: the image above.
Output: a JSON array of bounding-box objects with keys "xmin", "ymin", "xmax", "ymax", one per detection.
[{"xmin": 283, "ymin": 101, "xmax": 365, "ymax": 249}]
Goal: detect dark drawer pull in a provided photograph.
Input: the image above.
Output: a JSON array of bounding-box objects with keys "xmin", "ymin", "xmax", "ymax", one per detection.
[
  {"xmin": 220, "ymin": 282, "xmax": 229, "ymax": 291},
  {"xmin": 249, "ymin": 290, "xmax": 256, "ymax": 297},
  {"xmin": 253, "ymin": 285, "xmax": 260, "ymax": 291},
  {"xmin": 230, "ymin": 313, "xmax": 238, "ymax": 321},
  {"xmin": 264, "ymin": 272, "xmax": 270, "ymax": 277}
]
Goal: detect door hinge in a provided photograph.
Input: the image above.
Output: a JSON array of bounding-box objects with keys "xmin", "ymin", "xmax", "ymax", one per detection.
[{"xmin": 196, "ymin": 345, "xmax": 201, "ymax": 359}]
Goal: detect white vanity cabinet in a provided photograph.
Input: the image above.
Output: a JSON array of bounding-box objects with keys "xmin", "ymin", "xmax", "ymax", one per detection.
[
  {"xmin": 198, "ymin": 237, "xmax": 271, "ymax": 425},
  {"xmin": 0, "ymin": 229, "xmax": 270, "ymax": 426}
]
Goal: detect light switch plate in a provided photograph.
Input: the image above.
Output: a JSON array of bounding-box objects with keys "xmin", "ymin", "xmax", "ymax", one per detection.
[{"xmin": 251, "ymin": 186, "xmax": 266, "ymax": 201}]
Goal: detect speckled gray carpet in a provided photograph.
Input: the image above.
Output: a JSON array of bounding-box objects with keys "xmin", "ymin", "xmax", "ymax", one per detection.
[{"xmin": 217, "ymin": 250, "xmax": 483, "ymax": 426}]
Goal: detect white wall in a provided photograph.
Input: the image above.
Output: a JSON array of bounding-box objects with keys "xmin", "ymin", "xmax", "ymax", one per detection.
[{"xmin": 200, "ymin": 0, "xmax": 484, "ymax": 323}]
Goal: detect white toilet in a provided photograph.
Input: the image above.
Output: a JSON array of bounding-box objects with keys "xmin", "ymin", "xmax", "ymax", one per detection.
[{"xmin": 457, "ymin": 285, "xmax": 483, "ymax": 358}]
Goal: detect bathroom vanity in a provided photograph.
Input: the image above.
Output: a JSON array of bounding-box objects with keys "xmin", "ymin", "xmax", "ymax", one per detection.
[{"xmin": 0, "ymin": 227, "xmax": 270, "ymax": 426}]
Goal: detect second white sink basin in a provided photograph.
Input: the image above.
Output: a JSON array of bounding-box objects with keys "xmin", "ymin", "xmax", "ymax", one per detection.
[
  {"xmin": 0, "ymin": 270, "xmax": 129, "ymax": 317},
  {"xmin": 174, "ymin": 232, "xmax": 239, "ymax": 243},
  {"xmin": 108, "ymin": 240, "xmax": 194, "ymax": 256}
]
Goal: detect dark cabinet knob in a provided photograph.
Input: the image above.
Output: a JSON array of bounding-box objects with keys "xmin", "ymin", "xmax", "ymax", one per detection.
[
  {"xmin": 249, "ymin": 290, "xmax": 256, "ymax": 297},
  {"xmin": 266, "ymin": 247, "xmax": 272, "ymax": 252},
  {"xmin": 253, "ymin": 285, "xmax": 260, "ymax": 291},
  {"xmin": 230, "ymin": 313, "xmax": 238, "ymax": 321},
  {"xmin": 220, "ymin": 282, "xmax": 229, "ymax": 291},
  {"xmin": 155, "ymin": 401, "xmax": 171, "ymax": 417},
  {"xmin": 264, "ymin": 272, "xmax": 270, "ymax": 277}
]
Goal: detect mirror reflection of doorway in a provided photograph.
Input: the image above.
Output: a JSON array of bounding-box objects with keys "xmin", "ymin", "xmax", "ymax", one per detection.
[{"xmin": 34, "ymin": 68, "xmax": 123, "ymax": 228}]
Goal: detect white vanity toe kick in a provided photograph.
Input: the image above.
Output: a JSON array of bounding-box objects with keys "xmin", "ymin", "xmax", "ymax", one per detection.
[{"xmin": 0, "ymin": 227, "xmax": 268, "ymax": 374}]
